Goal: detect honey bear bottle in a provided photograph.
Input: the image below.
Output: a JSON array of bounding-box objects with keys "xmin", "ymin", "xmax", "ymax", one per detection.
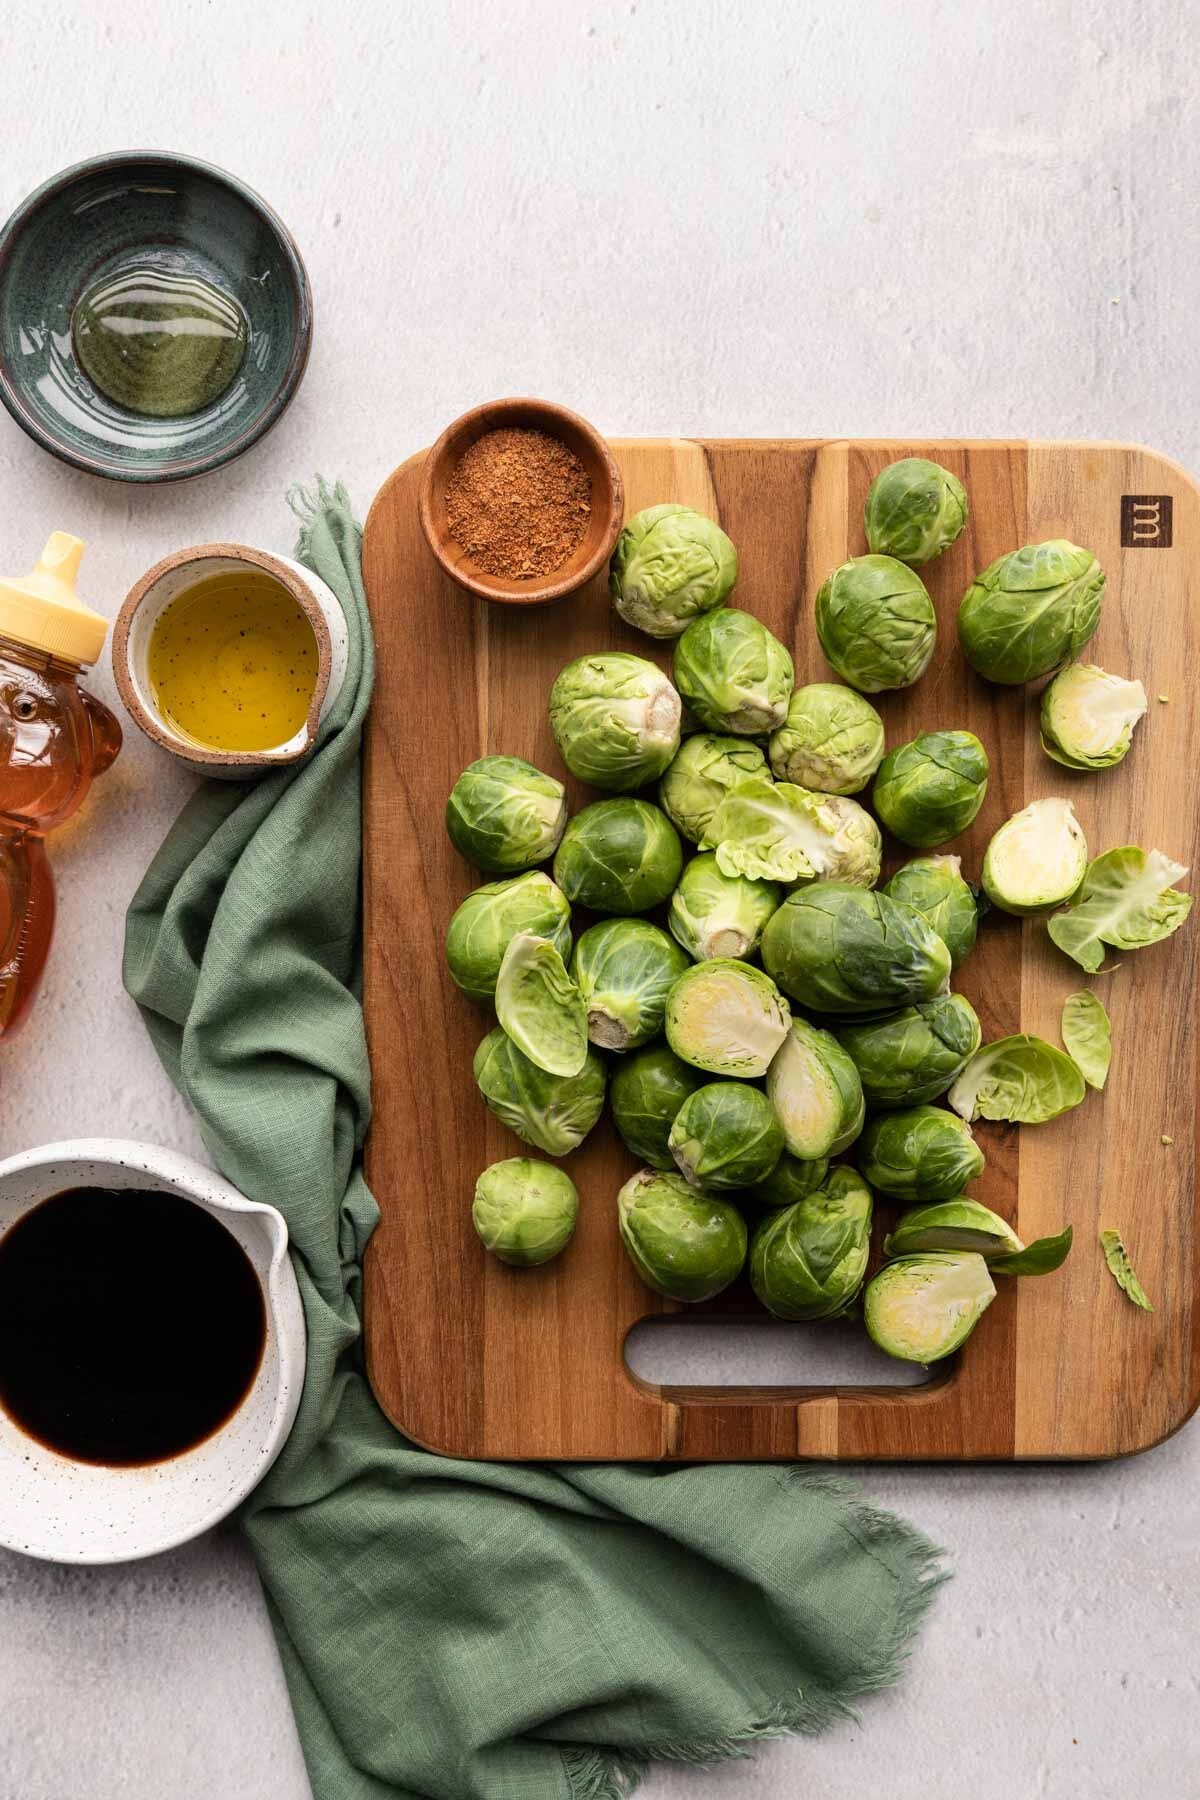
[{"xmin": 0, "ymin": 534, "xmax": 121, "ymax": 1038}]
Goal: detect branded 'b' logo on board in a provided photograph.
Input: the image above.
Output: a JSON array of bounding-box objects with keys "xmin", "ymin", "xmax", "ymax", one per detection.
[{"xmin": 1120, "ymin": 495, "xmax": 1173, "ymax": 548}]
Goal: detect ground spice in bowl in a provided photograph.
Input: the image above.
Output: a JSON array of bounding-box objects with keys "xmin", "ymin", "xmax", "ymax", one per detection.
[{"xmin": 443, "ymin": 427, "xmax": 591, "ymax": 580}]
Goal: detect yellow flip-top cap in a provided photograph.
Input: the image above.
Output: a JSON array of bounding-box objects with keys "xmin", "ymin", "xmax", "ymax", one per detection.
[{"xmin": 0, "ymin": 533, "xmax": 108, "ymax": 667}]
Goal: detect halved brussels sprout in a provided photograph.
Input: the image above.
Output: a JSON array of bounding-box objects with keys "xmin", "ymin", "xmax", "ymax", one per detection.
[
  {"xmin": 948, "ymin": 1034, "xmax": 1085, "ymax": 1124},
  {"xmin": 553, "ymin": 798, "xmax": 683, "ymax": 914},
  {"xmin": 814, "ymin": 555, "xmax": 936, "ymax": 693},
  {"xmin": 672, "ymin": 609, "xmax": 794, "ymax": 735},
  {"xmin": 446, "ymin": 755, "xmax": 567, "ymax": 873},
  {"xmin": 834, "ymin": 993, "xmax": 982, "ymax": 1109},
  {"xmin": 472, "ymin": 1159, "xmax": 579, "ymax": 1267},
  {"xmin": 701, "ymin": 777, "xmax": 882, "ymax": 887},
  {"xmin": 872, "ymin": 730, "xmax": 989, "ymax": 850},
  {"xmin": 761, "ymin": 882, "xmax": 952, "ymax": 1016},
  {"xmin": 495, "ymin": 933, "xmax": 589, "ymax": 1076},
  {"xmin": 473, "ymin": 1026, "xmax": 607, "ymax": 1155},
  {"xmin": 1040, "ymin": 663, "xmax": 1147, "ymax": 771},
  {"xmin": 747, "ymin": 1151, "xmax": 830, "ymax": 1209},
  {"xmin": 765, "ymin": 1017, "xmax": 864, "ymax": 1158},
  {"xmin": 982, "ymin": 798, "xmax": 1087, "ymax": 916},
  {"xmin": 445, "ymin": 872, "xmax": 572, "ymax": 1001},
  {"xmin": 882, "ymin": 1199, "xmax": 1021, "ymax": 1261},
  {"xmin": 658, "ymin": 733, "xmax": 770, "ymax": 844},
  {"xmin": 609, "ymin": 504, "xmax": 738, "ymax": 639},
  {"xmin": 856, "ymin": 1105, "xmax": 984, "ymax": 1202},
  {"xmin": 1047, "ymin": 846, "xmax": 1192, "ymax": 973},
  {"xmin": 667, "ymin": 853, "xmax": 782, "ymax": 962},
  {"xmin": 665, "ymin": 959, "xmax": 791, "ymax": 1077},
  {"xmin": 768, "ymin": 682, "xmax": 886, "ymax": 795},
  {"xmin": 548, "ymin": 652, "xmax": 682, "ymax": 791},
  {"xmin": 610, "ymin": 1043, "xmax": 706, "ymax": 1170},
  {"xmin": 863, "ymin": 458, "xmax": 969, "ymax": 566},
  {"xmin": 668, "ymin": 1082, "xmax": 784, "ymax": 1189},
  {"xmin": 571, "ymin": 918, "xmax": 690, "ymax": 1051},
  {"xmin": 882, "ymin": 855, "xmax": 978, "ymax": 970},
  {"xmin": 958, "ymin": 540, "xmax": 1105, "ymax": 685},
  {"xmin": 864, "ymin": 1251, "xmax": 996, "ymax": 1363},
  {"xmin": 617, "ymin": 1168, "xmax": 747, "ymax": 1301},
  {"xmin": 750, "ymin": 1166, "xmax": 873, "ymax": 1321}
]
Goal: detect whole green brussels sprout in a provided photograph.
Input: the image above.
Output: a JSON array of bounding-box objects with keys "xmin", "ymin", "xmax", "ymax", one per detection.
[
  {"xmin": 549, "ymin": 652, "xmax": 682, "ymax": 791},
  {"xmin": 1040, "ymin": 662, "xmax": 1147, "ymax": 771},
  {"xmin": 981, "ymin": 797, "xmax": 1087, "ymax": 915},
  {"xmin": 571, "ymin": 918, "xmax": 689, "ymax": 1051},
  {"xmin": 665, "ymin": 958, "xmax": 791, "ymax": 1077},
  {"xmin": 672, "ymin": 609, "xmax": 794, "ymax": 734},
  {"xmin": 445, "ymin": 871, "xmax": 572, "ymax": 1000},
  {"xmin": 473, "ymin": 1026, "xmax": 606, "ymax": 1155},
  {"xmin": 553, "ymin": 798, "xmax": 683, "ymax": 913},
  {"xmin": 882, "ymin": 1199, "xmax": 1021, "ymax": 1261},
  {"xmin": 618, "ymin": 1168, "xmax": 747, "ymax": 1301},
  {"xmin": 609, "ymin": 503, "xmax": 738, "ymax": 639},
  {"xmin": 667, "ymin": 853, "xmax": 781, "ymax": 962},
  {"xmin": 701, "ymin": 776, "xmax": 881, "ymax": 887},
  {"xmin": 765, "ymin": 1017, "xmax": 864, "ymax": 1158},
  {"xmin": 761, "ymin": 882, "xmax": 952, "ymax": 1016},
  {"xmin": 446, "ymin": 755, "xmax": 567, "ymax": 873},
  {"xmin": 857, "ymin": 1105, "xmax": 985, "ymax": 1202},
  {"xmin": 668, "ymin": 1081, "xmax": 784, "ymax": 1189},
  {"xmin": 815, "ymin": 555, "xmax": 936, "ymax": 693},
  {"xmin": 864, "ymin": 458, "xmax": 968, "ymax": 565},
  {"xmin": 872, "ymin": 730, "xmax": 989, "ymax": 850},
  {"xmin": 658, "ymin": 733, "xmax": 770, "ymax": 843},
  {"xmin": 495, "ymin": 933, "xmax": 589, "ymax": 1076},
  {"xmin": 746, "ymin": 1152, "xmax": 830, "ymax": 1209},
  {"xmin": 834, "ymin": 993, "xmax": 982, "ymax": 1109},
  {"xmin": 750, "ymin": 1166, "xmax": 874, "ymax": 1321},
  {"xmin": 472, "ymin": 1159, "xmax": 578, "ymax": 1267},
  {"xmin": 768, "ymin": 682, "xmax": 885, "ymax": 795},
  {"xmin": 882, "ymin": 855, "xmax": 978, "ymax": 970},
  {"xmin": 610, "ymin": 1043, "xmax": 706, "ymax": 1169},
  {"xmin": 957, "ymin": 540, "xmax": 1105, "ymax": 685},
  {"xmin": 864, "ymin": 1251, "xmax": 995, "ymax": 1363}
]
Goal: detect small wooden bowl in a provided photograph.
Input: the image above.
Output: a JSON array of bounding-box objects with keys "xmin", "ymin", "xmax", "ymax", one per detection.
[{"xmin": 418, "ymin": 397, "xmax": 624, "ymax": 605}]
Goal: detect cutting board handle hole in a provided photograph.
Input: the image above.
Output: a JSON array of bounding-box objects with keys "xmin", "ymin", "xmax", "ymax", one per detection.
[{"xmin": 625, "ymin": 1317, "xmax": 935, "ymax": 1391}]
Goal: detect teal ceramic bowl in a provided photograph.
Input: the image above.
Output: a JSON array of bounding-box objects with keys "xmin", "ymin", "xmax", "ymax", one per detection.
[{"xmin": 0, "ymin": 152, "xmax": 312, "ymax": 482}]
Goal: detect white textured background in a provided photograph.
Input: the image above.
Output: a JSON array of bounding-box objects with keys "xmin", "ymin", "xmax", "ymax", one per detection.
[{"xmin": 2, "ymin": 2, "xmax": 1198, "ymax": 1797}]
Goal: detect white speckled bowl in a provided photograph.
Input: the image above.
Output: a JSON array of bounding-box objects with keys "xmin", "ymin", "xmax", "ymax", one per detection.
[{"xmin": 0, "ymin": 1140, "xmax": 305, "ymax": 1565}]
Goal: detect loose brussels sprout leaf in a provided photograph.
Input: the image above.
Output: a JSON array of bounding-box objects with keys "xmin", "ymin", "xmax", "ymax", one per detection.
[
  {"xmin": 617, "ymin": 1168, "xmax": 747, "ymax": 1301},
  {"xmin": 835, "ymin": 993, "xmax": 982, "ymax": 1109},
  {"xmin": 814, "ymin": 554, "xmax": 937, "ymax": 693},
  {"xmin": 702, "ymin": 777, "xmax": 882, "ymax": 887},
  {"xmin": 672, "ymin": 609, "xmax": 794, "ymax": 735},
  {"xmin": 665, "ymin": 958, "xmax": 791, "ymax": 1077},
  {"xmin": 872, "ymin": 730, "xmax": 989, "ymax": 850},
  {"xmin": 495, "ymin": 933, "xmax": 589, "ymax": 1076},
  {"xmin": 553, "ymin": 798, "xmax": 683, "ymax": 914},
  {"xmin": 750, "ymin": 1166, "xmax": 873, "ymax": 1321},
  {"xmin": 1061, "ymin": 991, "xmax": 1111, "ymax": 1090},
  {"xmin": 668, "ymin": 1081, "xmax": 784, "ymax": 1190},
  {"xmin": 766, "ymin": 1017, "xmax": 864, "ymax": 1158},
  {"xmin": 659, "ymin": 733, "xmax": 770, "ymax": 844},
  {"xmin": 609, "ymin": 503, "xmax": 738, "ymax": 639},
  {"xmin": 982, "ymin": 798, "xmax": 1088, "ymax": 916},
  {"xmin": 768, "ymin": 683, "xmax": 886, "ymax": 795},
  {"xmin": 446, "ymin": 755, "xmax": 567, "ymax": 874},
  {"xmin": 472, "ymin": 1158, "xmax": 578, "ymax": 1267},
  {"xmin": 667, "ymin": 852, "xmax": 782, "ymax": 962},
  {"xmin": 1099, "ymin": 1228, "xmax": 1154, "ymax": 1312},
  {"xmin": 571, "ymin": 918, "xmax": 689, "ymax": 1052},
  {"xmin": 761, "ymin": 882, "xmax": 952, "ymax": 1016},
  {"xmin": 1047, "ymin": 847, "xmax": 1192, "ymax": 973},
  {"xmin": 1040, "ymin": 663, "xmax": 1147, "ymax": 771},
  {"xmin": 858, "ymin": 1105, "xmax": 985, "ymax": 1202},
  {"xmin": 957, "ymin": 540, "xmax": 1105, "ymax": 685},
  {"xmin": 990, "ymin": 1225, "xmax": 1073, "ymax": 1276},
  {"xmin": 548, "ymin": 652, "xmax": 682, "ymax": 791},
  {"xmin": 864, "ymin": 1251, "xmax": 996, "ymax": 1363},
  {"xmin": 948, "ymin": 1034, "xmax": 1085, "ymax": 1124},
  {"xmin": 747, "ymin": 1151, "xmax": 830, "ymax": 1209},
  {"xmin": 445, "ymin": 872, "xmax": 572, "ymax": 1001},
  {"xmin": 610, "ymin": 1044, "xmax": 706, "ymax": 1170},
  {"xmin": 473, "ymin": 1026, "xmax": 607, "ymax": 1155},
  {"xmin": 883, "ymin": 1199, "xmax": 1022, "ymax": 1260},
  {"xmin": 882, "ymin": 855, "xmax": 978, "ymax": 970},
  {"xmin": 863, "ymin": 458, "xmax": 969, "ymax": 566}
]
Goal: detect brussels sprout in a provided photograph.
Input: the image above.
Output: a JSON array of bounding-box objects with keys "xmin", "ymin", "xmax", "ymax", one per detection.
[
  {"xmin": 1061, "ymin": 991, "xmax": 1111, "ymax": 1089},
  {"xmin": 668, "ymin": 1082, "xmax": 784, "ymax": 1190},
  {"xmin": 863, "ymin": 458, "xmax": 969, "ymax": 566},
  {"xmin": 834, "ymin": 994, "xmax": 982, "ymax": 1109},
  {"xmin": 571, "ymin": 918, "xmax": 690, "ymax": 1051},
  {"xmin": 665, "ymin": 959, "xmax": 791, "ymax": 1077},
  {"xmin": 702, "ymin": 777, "xmax": 882, "ymax": 887},
  {"xmin": 958, "ymin": 540, "xmax": 1105, "ymax": 685},
  {"xmin": 768, "ymin": 683, "xmax": 886, "ymax": 795},
  {"xmin": 948, "ymin": 1034, "xmax": 1085, "ymax": 1124},
  {"xmin": 761, "ymin": 882, "xmax": 952, "ymax": 1016},
  {"xmin": 553, "ymin": 799, "xmax": 683, "ymax": 914},
  {"xmin": 982, "ymin": 798, "xmax": 1087, "ymax": 916},
  {"xmin": 672, "ymin": 609, "xmax": 794, "ymax": 735},
  {"xmin": 445, "ymin": 872, "xmax": 573, "ymax": 1001},
  {"xmin": 610, "ymin": 1043, "xmax": 706, "ymax": 1169},
  {"xmin": 617, "ymin": 1168, "xmax": 747, "ymax": 1301},
  {"xmin": 668, "ymin": 853, "xmax": 782, "ymax": 962},
  {"xmin": 548, "ymin": 653, "xmax": 682, "ymax": 791},
  {"xmin": 495, "ymin": 933, "xmax": 589, "ymax": 1076},
  {"xmin": 658, "ymin": 733, "xmax": 770, "ymax": 844},
  {"xmin": 446, "ymin": 755, "xmax": 567, "ymax": 873},
  {"xmin": 473, "ymin": 1026, "xmax": 607, "ymax": 1155},
  {"xmin": 472, "ymin": 1159, "xmax": 579, "ymax": 1267},
  {"xmin": 765, "ymin": 1018, "xmax": 864, "ymax": 1158},
  {"xmin": 882, "ymin": 855, "xmax": 978, "ymax": 970},
  {"xmin": 609, "ymin": 504, "xmax": 738, "ymax": 639},
  {"xmin": 750, "ymin": 1166, "xmax": 873, "ymax": 1321},
  {"xmin": 1040, "ymin": 663, "xmax": 1147, "ymax": 771},
  {"xmin": 746, "ymin": 1151, "xmax": 830, "ymax": 1209},
  {"xmin": 864, "ymin": 1251, "xmax": 996, "ymax": 1363},
  {"xmin": 882, "ymin": 1200, "xmax": 1021, "ymax": 1261},
  {"xmin": 857, "ymin": 1105, "xmax": 984, "ymax": 1202},
  {"xmin": 1047, "ymin": 846, "xmax": 1192, "ymax": 973},
  {"xmin": 814, "ymin": 555, "xmax": 936, "ymax": 693},
  {"xmin": 872, "ymin": 730, "xmax": 989, "ymax": 850}
]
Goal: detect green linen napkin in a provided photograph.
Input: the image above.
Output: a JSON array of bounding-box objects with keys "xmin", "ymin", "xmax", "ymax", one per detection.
[{"xmin": 123, "ymin": 481, "xmax": 946, "ymax": 1800}]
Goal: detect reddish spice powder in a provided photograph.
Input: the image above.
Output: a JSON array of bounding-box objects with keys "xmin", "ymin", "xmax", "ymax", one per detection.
[{"xmin": 444, "ymin": 427, "xmax": 591, "ymax": 580}]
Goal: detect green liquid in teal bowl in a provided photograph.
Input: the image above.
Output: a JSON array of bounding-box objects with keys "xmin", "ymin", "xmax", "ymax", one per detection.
[{"xmin": 71, "ymin": 264, "xmax": 249, "ymax": 418}]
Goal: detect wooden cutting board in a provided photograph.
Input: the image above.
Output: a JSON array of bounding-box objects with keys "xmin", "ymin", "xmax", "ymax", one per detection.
[{"xmin": 361, "ymin": 438, "xmax": 1200, "ymax": 1462}]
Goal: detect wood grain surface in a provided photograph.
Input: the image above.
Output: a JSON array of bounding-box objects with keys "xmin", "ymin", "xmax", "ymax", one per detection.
[{"xmin": 362, "ymin": 439, "xmax": 1200, "ymax": 1462}]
